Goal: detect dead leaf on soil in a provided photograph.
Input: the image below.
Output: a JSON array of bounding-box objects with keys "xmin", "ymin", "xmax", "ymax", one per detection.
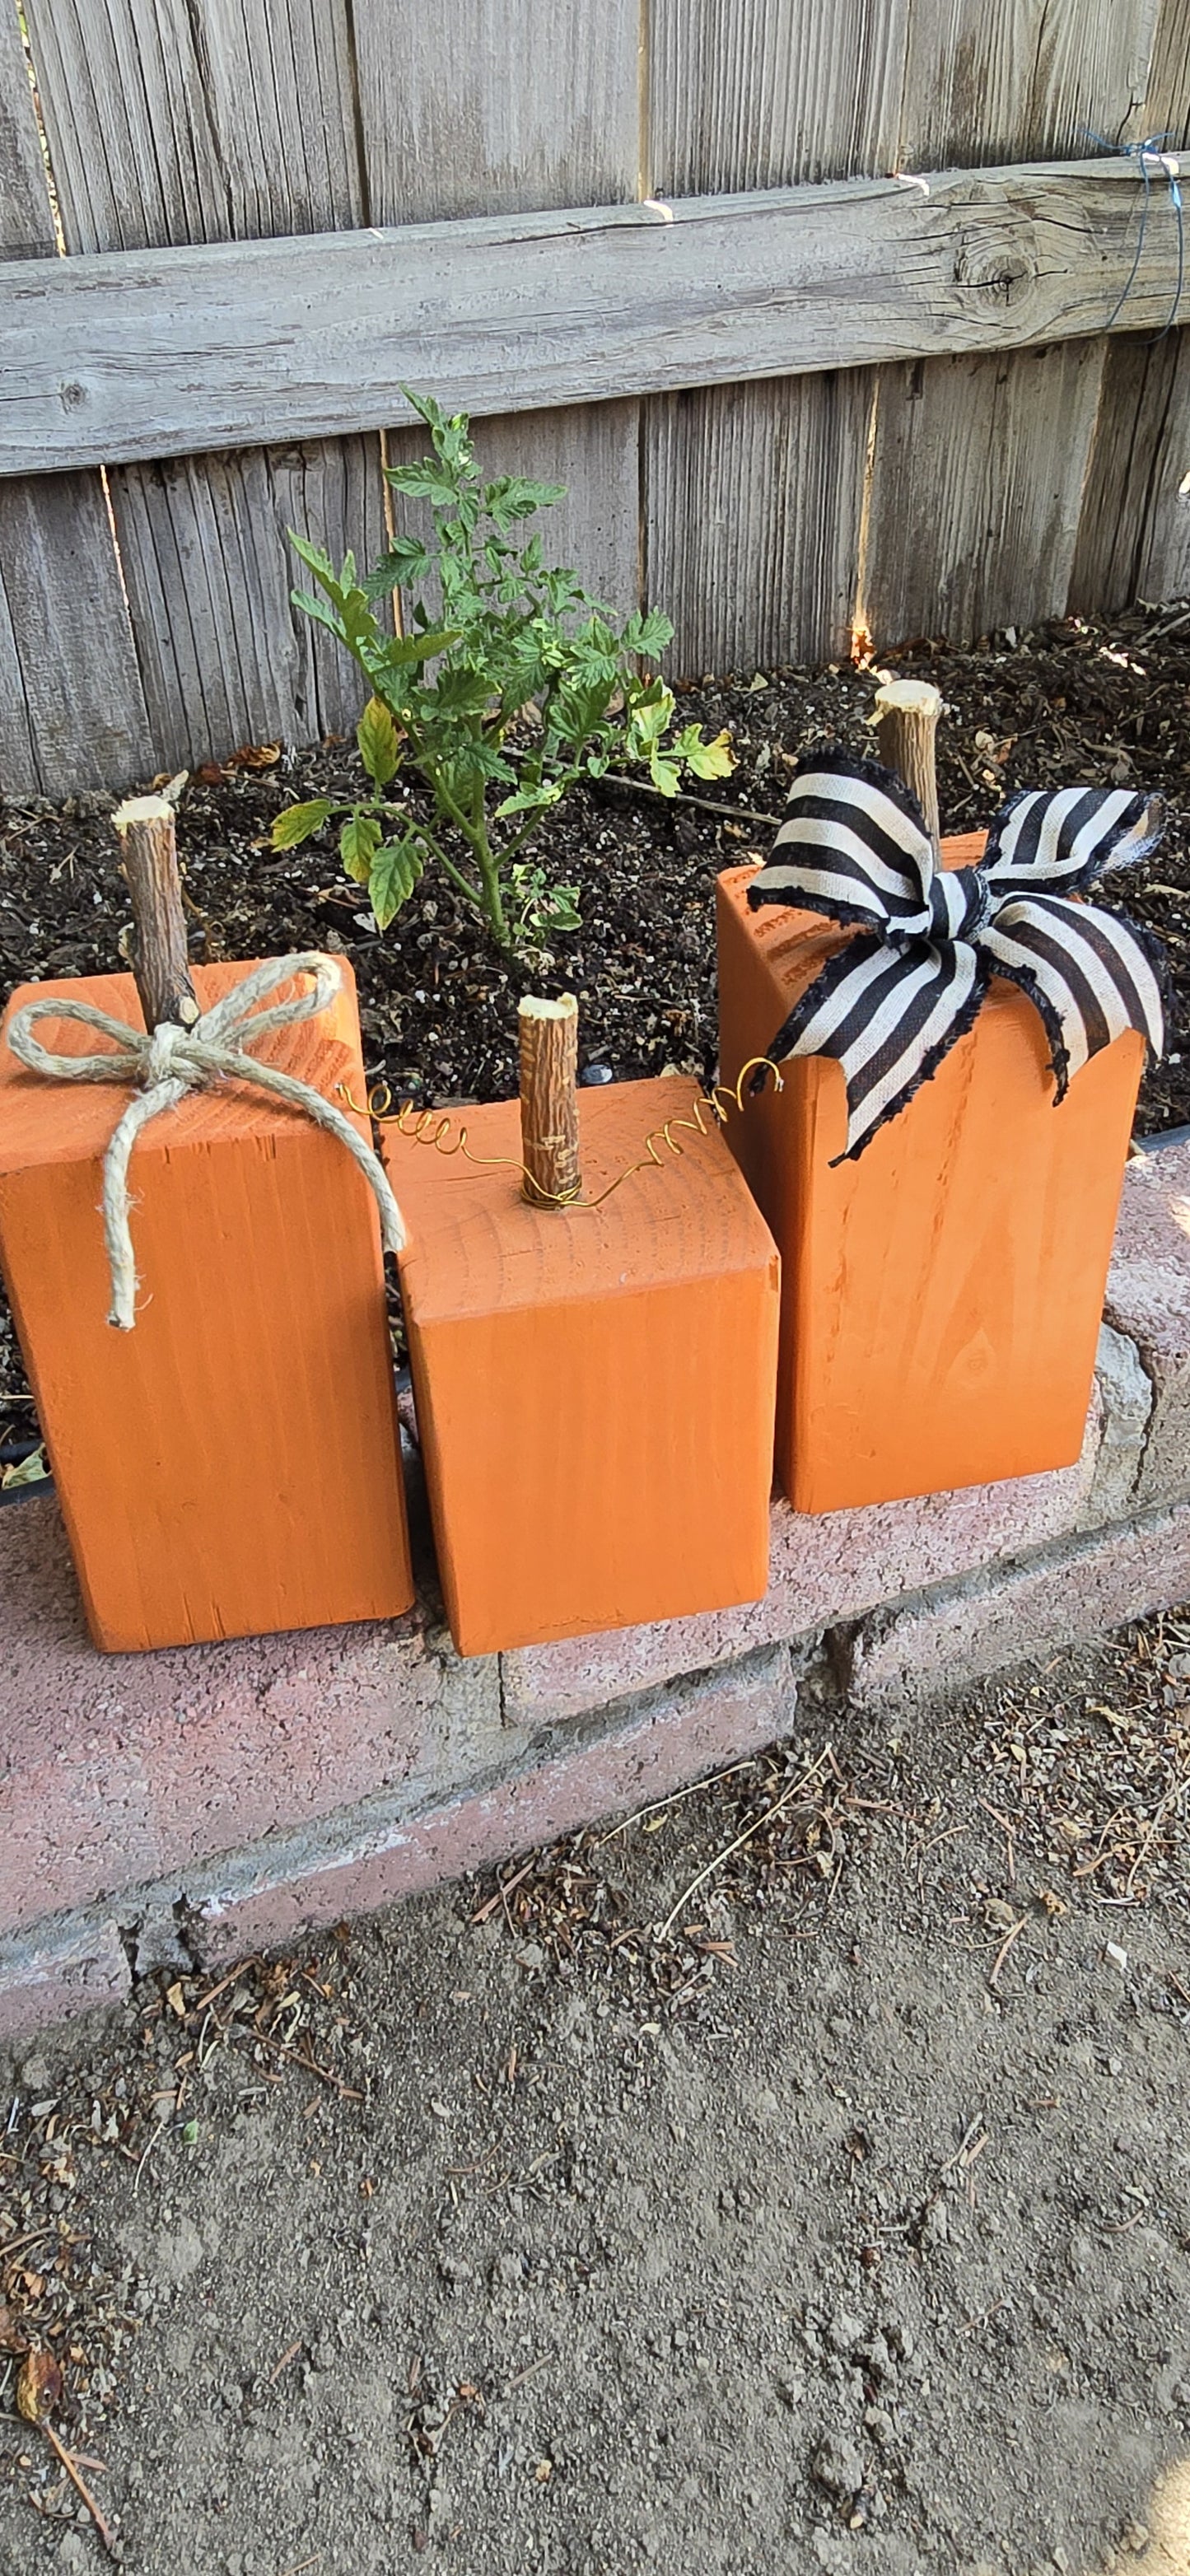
[{"xmin": 16, "ymin": 2348, "xmax": 62, "ymax": 2424}]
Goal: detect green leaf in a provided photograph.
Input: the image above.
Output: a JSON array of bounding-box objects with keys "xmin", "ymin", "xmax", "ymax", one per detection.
[
  {"xmin": 357, "ymin": 697, "xmax": 400, "ymax": 786},
  {"xmin": 181, "ymin": 2119, "xmax": 199, "ymax": 2146},
  {"xmin": 291, "ymin": 586, "xmax": 345, "ymax": 642},
  {"xmin": 675, "ymin": 724, "xmax": 736, "ymax": 781},
  {"xmin": 1, "ymin": 1444, "xmax": 47, "ymax": 1489},
  {"xmin": 271, "ymin": 797, "xmax": 334, "ymax": 850},
  {"xmin": 627, "ymin": 694, "xmax": 672, "ymax": 759},
  {"xmin": 387, "ymin": 460, "xmax": 460, "ymax": 507},
  {"xmin": 287, "ymin": 531, "xmax": 338, "ymax": 591},
  {"xmin": 492, "ymin": 781, "xmax": 563, "ymax": 820},
  {"xmin": 368, "ymin": 836, "xmax": 424, "ymax": 931},
  {"xmin": 399, "ymin": 385, "xmax": 444, "ymax": 432},
  {"xmin": 340, "ymin": 811, "xmax": 382, "ymax": 884},
  {"xmin": 485, "ymin": 475, "xmax": 567, "ymax": 533},
  {"xmin": 360, "ymin": 539, "xmax": 432, "ymax": 596},
  {"xmin": 648, "ymin": 751, "xmax": 681, "ymax": 797},
  {"xmin": 623, "ymin": 606, "xmax": 674, "ymax": 657},
  {"xmin": 383, "ymin": 627, "xmax": 460, "ymax": 667}
]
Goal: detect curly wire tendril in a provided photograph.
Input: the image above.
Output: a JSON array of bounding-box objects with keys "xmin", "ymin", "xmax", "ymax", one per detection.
[{"xmin": 340, "ymin": 1057, "xmax": 784, "ymax": 1213}]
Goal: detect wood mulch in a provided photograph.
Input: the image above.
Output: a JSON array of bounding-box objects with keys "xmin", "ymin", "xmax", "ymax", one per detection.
[{"xmin": 2, "ymin": 602, "xmax": 1189, "ymax": 1449}]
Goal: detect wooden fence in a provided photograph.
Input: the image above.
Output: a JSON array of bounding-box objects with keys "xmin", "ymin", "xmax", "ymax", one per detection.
[{"xmin": 2, "ymin": 0, "xmax": 1190, "ymax": 797}]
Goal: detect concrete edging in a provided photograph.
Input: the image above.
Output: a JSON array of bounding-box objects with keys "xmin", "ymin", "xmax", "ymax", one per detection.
[{"xmin": 2, "ymin": 1139, "xmax": 1189, "ymax": 2037}]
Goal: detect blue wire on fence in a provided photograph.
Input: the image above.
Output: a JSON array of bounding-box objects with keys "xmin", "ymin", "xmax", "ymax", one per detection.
[{"xmin": 1086, "ymin": 130, "xmax": 1185, "ymax": 340}]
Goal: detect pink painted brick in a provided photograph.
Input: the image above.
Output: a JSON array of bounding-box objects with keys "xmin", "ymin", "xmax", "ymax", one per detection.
[
  {"xmin": 847, "ymin": 1497, "xmax": 1190, "ymax": 1707},
  {"xmin": 0, "ymin": 1918, "xmax": 129, "ymax": 2042},
  {"xmin": 502, "ymin": 1393, "xmax": 1103, "ymax": 1724},
  {"xmin": 1108, "ymin": 1141, "xmax": 1190, "ymax": 1505},
  {"xmin": 191, "ymin": 1648, "xmax": 795, "ymax": 1965},
  {"xmin": 0, "ymin": 1497, "xmax": 502, "ymax": 1934}
]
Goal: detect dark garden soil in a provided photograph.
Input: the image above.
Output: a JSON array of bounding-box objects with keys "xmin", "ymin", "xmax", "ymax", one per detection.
[
  {"xmin": 3, "ymin": 602, "xmax": 1190, "ymax": 1449},
  {"xmin": 2, "ymin": 1606, "xmax": 1190, "ymax": 2574}
]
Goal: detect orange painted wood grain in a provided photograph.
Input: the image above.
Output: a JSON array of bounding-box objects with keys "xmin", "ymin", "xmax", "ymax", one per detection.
[
  {"xmin": 383, "ymin": 1076, "xmax": 780, "ymax": 1656},
  {"xmin": 716, "ymin": 838, "xmax": 1143, "ymax": 1512},
  {"xmin": 0, "ymin": 959, "xmax": 413, "ymax": 1650}
]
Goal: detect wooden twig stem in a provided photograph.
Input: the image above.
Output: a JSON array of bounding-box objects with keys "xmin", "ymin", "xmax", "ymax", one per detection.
[
  {"xmin": 518, "ymin": 994, "xmax": 581, "ymax": 1208},
  {"xmin": 112, "ymin": 793, "xmax": 199, "ymax": 1031},
  {"xmin": 874, "ymin": 678, "xmax": 943, "ymax": 855}
]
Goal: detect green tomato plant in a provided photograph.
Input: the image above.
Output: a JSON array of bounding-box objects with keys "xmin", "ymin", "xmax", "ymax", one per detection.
[{"xmin": 273, "ymin": 390, "xmax": 734, "ymax": 950}]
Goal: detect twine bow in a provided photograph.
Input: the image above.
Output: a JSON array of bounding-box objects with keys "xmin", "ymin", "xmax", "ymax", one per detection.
[
  {"xmin": 747, "ymin": 752, "xmax": 1169, "ymax": 1160},
  {"xmin": 5, "ymin": 954, "xmax": 406, "ymax": 1329}
]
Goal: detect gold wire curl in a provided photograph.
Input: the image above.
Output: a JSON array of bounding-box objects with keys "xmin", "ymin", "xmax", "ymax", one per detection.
[{"xmin": 338, "ymin": 1057, "xmax": 784, "ymax": 1213}]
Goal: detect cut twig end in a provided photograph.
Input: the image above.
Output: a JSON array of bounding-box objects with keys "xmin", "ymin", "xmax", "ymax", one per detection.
[
  {"xmin": 112, "ymin": 793, "xmax": 177, "ymax": 833},
  {"xmin": 872, "ymin": 677, "xmax": 944, "ymax": 721},
  {"xmin": 518, "ymin": 993, "xmax": 578, "ymax": 1024}
]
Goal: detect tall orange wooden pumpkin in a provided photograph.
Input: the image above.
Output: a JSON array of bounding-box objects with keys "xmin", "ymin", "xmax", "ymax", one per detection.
[
  {"xmin": 717, "ymin": 736, "xmax": 1166, "ymax": 1514},
  {"xmin": 0, "ymin": 900, "xmax": 413, "ymax": 1653}
]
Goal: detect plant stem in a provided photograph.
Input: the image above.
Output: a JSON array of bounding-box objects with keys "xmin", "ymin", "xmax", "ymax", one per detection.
[
  {"xmin": 469, "ymin": 777, "xmax": 509, "ymax": 945},
  {"xmin": 597, "ymin": 771, "xmax": 782, "ymax": 831},
  {"xmin": 415, "ymin": 825, "xmax": 485, "ymax": 913}
]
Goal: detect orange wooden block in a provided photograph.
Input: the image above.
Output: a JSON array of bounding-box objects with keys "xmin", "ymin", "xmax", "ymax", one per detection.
[
  {"xmin": 0, "ymin": 959, "xmax": 413, "ymax": 1650},
  {"xmin": 383, "ymin": 1076, "xmax": 780, "ymax": 1655},
  {"xmin": 716, "ymin": 837, "xmax": 1144, "ymax": 1513}
]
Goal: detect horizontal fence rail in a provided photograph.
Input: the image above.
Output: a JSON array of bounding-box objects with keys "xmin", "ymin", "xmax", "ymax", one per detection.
[{"xmin": 0, "ymin": 158, "xmax": 1183, "ymax": 478}]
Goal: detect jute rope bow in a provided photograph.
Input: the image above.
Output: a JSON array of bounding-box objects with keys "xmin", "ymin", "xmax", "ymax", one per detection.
[
  {"xmin": 747, "ymin": 752, "xmax": 1170, "ymax": 1160},
  {"xmin": 5, "ymin": 953, "xmax": 406, "ymax": 1330}
]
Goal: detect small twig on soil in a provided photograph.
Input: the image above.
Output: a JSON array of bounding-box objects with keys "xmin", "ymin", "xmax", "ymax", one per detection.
[
  {"xmin": 132, "ymin": 2113, "xmax": 169, "ymax": 2196},
  {"xmin": 988, "ymin": 1916, "xmax": 1028, "ymax": 1986},
  {"xmin": 656, "ymin": 1752, "xmax": 833, "ymax": 1941},
  {"xmin": 251, "ymin": 2034, "xmax": 362, "ymax": 2100},
  {"xmin": 40, "ymin": 2420, "xmax": 117, "ymax": 2556},
  {"xmin": 469, "ymin": 1859, "xmax": 535, "ymax": 1925},
  {"xmin": 503, "ymin": 2356, "xmax": 551, "ymax": 2393},
  {"xmin": 597, "ymin": 772, "xmax": 782, "ymax": 832},
  {"xmin": 0, "ymin": 2226, "xmax": 58, "ymax": 2261},
  {"xmin": 593, "ymin": 1759, "xmax": 759, "ymax": 1846},
  {"xmin": 268, "ymin": 2337, "xmax": 305, "ymax": 2384}
]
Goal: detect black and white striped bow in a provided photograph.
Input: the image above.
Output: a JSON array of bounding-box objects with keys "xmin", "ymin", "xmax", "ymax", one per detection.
[{"xmin": 747, "ymin": 750, "xmax": 1169, "ymax": 1160}]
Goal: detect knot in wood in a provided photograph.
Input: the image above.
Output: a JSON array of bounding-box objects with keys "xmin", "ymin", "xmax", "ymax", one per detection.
[{"xmin": 952, "ymin": 214, "xmax": 1037, "ymax": 314}]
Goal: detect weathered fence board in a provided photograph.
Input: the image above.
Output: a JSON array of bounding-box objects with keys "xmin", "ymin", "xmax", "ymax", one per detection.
[
  {"xmin": 1143, "ymin": 0, "xmax": 1190, "ymax": 145},
  {"xmin": 0, "ymin": 0, "xmax": 151, "ymax": 797},
  {"xmin": 113, "ymin": 434, "xmax": 391, "ymax": 772},
  {"xmin": 647, "ymin": 373, "xmax": 875, "ymax": 674},
  {"xmin": 898, "ymin": 0, "xmax": 1160, "ymax": 167},
  {"xmin": 648, "ymin": 0, "xmax": 908, "ymax": 195},
  {"xmin": 2, "ymin": 162, "xmax": 1182, "ymax": 478},
  {"xmin": 352, "ymin": 0, "xmax": 642, "ymax": 225},
  {"xmin": 1062, "ymin": 2, "xmax": 1190, "ymax": 620},
  {"xmin": 354, "ymin": 0, "xmax": 642, "ymax": 680},
  {"xmin": 861, "ymin": 0, "xmax": 1167, "ymax": 648},
  {"xmin": 861, "ymin": 337, "xmax": 1108, "ymax": 643},
  {"xmin": 645, "ymin": 0, "xmax": 903, "ymax": 669},
  {"xmin": 2, "ymin": 0, "xmax": 1189, "ymax": 786},
  {"xmin": 19, "ymin": 0, "xmax": 385, "ymax": 777},
  {"xmin": 1070, "ymin": 329, "xmax": 1190, "ymax": 611},
  {"xmin": 21, "ymin": 0, "xmax": 365, "ymax": 249}
]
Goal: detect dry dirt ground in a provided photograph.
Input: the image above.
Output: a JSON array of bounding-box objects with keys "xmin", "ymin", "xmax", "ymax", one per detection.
[{"xmin": 2, "ymin": 1613, "xmax": 1190, "ymax": 2576}]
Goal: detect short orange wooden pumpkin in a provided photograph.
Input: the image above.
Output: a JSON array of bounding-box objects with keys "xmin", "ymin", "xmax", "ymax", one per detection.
[
  {"xmin": 0, "ymin": 957, "xmax": 413, "ymax": 1651},
  {"xmin": 717, "ymin": 835, "xmax": 1145, "ymax": 1513},
  {"xmin": 382, "ymin": 1072, "xmax": 781, "ymax": 1656}
]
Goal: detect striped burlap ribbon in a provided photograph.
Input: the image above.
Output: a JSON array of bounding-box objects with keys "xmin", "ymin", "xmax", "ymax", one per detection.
[{"xmin": 747, "ymin": 752, "xmax": 1169, "ymax": 1160}]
